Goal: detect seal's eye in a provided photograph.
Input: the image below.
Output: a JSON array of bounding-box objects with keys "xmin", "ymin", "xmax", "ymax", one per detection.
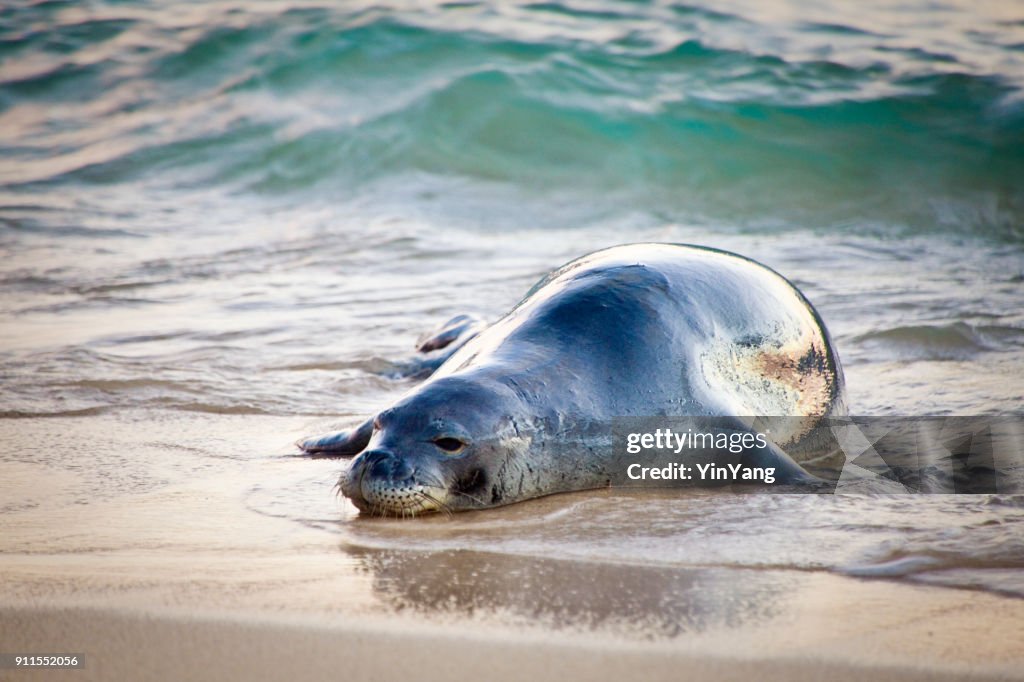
[{"xmin": 433, "ymin": 437, "xmax": 466, "ymax": 454}]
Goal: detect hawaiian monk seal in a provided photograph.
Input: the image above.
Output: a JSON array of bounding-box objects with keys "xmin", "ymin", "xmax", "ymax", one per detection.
[{"xmin": 299, "ymin": 243, "xmax": 846, "ymax": 516}]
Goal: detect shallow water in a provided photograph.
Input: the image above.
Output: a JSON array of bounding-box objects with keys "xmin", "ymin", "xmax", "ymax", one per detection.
[{"xmin": 2, "ymin": 0, "xmax": 1024, "ymax": 631}]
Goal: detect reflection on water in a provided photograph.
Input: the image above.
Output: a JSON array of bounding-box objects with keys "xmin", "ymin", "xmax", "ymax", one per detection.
[{"xmin": 344, "ymin": 544, "xmax": 794, "ymax": 636}]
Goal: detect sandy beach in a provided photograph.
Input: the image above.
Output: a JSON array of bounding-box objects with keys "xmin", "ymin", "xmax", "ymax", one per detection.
[{"xmin": 3, "ymin": 571, "xmax": 1023, "ymax": 681}]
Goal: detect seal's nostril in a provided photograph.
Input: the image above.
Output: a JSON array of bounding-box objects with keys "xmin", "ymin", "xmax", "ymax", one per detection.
[{"xmin": 362, "ymin": 449, "xmax": 414, "ymax": 482}]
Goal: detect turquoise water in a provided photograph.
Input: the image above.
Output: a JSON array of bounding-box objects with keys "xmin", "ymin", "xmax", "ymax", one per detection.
[
  {"xmin": 2, "ymin": 0, "xmax": 1023, "ymax": 237},
  {"xmin": 1, "ymin": 0, "xmax": 1024, "ymax": 615}
]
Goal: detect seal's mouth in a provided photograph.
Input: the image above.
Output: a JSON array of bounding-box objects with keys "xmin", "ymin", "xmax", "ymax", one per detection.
[
  {"xmin": 340, "ymin": 450, "xmax": 451, "ymax": 517},
  {"xmin": 345, "ymin": 479, "xmax": 451, "ymax": 517}
]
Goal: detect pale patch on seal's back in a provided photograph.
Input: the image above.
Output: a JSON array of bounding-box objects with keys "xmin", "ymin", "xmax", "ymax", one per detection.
[{"xmin": 700, "ymin": 328, "xmax": 841, "ymax": 450}]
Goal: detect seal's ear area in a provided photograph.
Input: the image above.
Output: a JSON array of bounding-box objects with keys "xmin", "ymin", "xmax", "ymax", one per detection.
[
  {"xmin": 415, "ymin": 314, "xmax": 486, "ymax": 353},
  {"xmin": 296, "ymin": 416, "xmax": 374, "ymax": 457}
]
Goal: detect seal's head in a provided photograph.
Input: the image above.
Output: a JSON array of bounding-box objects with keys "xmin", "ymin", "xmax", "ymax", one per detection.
[{"xmin": 340, "ymin": 375, "xmax": 529, "ymax": 516}]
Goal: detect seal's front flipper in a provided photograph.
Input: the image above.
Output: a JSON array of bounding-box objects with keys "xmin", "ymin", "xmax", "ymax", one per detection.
[
  {"xmin": 713, "ymin": 417, "xmax": 826, "ymax": 488},
  {"xmin": 297, "ymin": 416, "xmax": 373, "ymax": 457},
  {"xmin": 731, "ymin": 435, "xmax": 832, "ymax": 489},
  {"xmin": 742, "ymin": 440, "xmax": 825, "ymax": 487},
  {"xmin": 416, "ymin": 314, "xmax": 486, "ymax": 353}
]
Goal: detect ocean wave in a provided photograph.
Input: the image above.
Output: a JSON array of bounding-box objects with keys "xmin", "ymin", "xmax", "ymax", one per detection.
[
  {"xmin": 840, "ymin": 512, "xmax": 1024, "ymax": 597},
  {"xmin": 1, "ymin": 2, "xmax": 1022, "ymax": 238},
  {"xmin": 853, "ymin": 322, "xmax": 1024, "ymax": 361}
]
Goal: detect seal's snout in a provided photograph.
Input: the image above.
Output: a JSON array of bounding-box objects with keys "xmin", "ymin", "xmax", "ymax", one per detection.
[
  {"xmin": 362, "ymin": 448, "xmax": 412, "ymax": 482},
  {"xmin": 341, "ymin": 448, "xmax": 449, "ymax": 517}
]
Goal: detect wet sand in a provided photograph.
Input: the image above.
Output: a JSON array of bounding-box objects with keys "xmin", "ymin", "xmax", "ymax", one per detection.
[
  {"xmin": 2, "ymin": 412, "xmax": 1024, "ymax": 680},
  {"xmin": 2, "ymin": 572, "xmax": 1023, "ymax": 682}
]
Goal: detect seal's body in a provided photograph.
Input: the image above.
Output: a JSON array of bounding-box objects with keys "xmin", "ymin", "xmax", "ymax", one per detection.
[{"xmin": 300, "ymin": 244, "xmax": 846, "ymax": 516}]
